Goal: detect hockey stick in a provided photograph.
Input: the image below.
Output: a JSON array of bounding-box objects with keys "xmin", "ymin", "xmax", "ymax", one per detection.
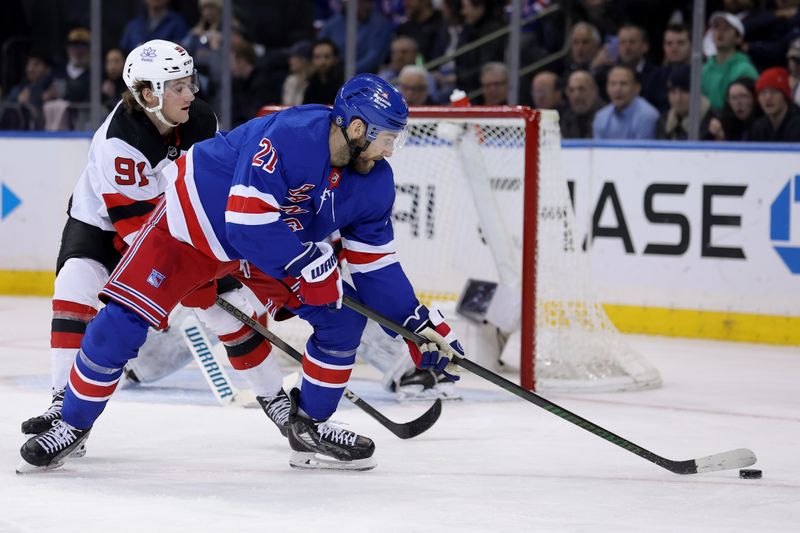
[
  {"xmin": 178, "ymin": 313, "xmax": 257, "ymax": 408},
  {"xmin": 341, "ymin": 295, "xmax": 757, "ymax": 475},
  {"xmin": 214, "ymin": 296, "xmax": 442, "ymax": 439}
]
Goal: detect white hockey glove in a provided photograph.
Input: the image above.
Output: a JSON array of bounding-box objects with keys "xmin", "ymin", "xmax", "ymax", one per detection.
[
  {"xmin": 402, "ymin": 304, "xmax": 464, "ymax": 381},
  {"xmin": 285, "ymin": 241, "xmax": 343, "ymax": 309}
]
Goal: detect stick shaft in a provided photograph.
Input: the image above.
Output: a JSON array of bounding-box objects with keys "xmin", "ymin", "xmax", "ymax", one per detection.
[{"xmin": 341, "ymin": 296, "xmax": 754, "ymax": 474}]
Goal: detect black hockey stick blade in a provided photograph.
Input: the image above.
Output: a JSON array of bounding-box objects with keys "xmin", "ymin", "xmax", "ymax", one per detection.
[
  {"xmin": 342, "ymin": 388, "xmax": 442, "ymax": 440},
  {"xmin": 215, "ymin": 297, "xmax": 442, "ymax": 439},
  {"xmin": 341, "ymin": 295, "xmax": 757, "ymax": 475}
]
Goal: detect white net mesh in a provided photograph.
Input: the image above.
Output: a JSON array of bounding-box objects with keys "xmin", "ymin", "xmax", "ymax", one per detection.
[{"xmin": 388, "ymin": 108, "xmax": 661, "ymax": 392}]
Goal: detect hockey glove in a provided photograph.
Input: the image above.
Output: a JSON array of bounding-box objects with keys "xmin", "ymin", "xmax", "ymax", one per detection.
[
  {"xmin": 285, "ymin": 241, "xmax": 343, "ymax": 309},
  {"xmin": 402, "ymin": 304, "xmax": 464, "ymax": 381}
]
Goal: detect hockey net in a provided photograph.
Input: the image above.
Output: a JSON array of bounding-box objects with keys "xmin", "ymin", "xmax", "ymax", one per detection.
[{"xmin": 386, "ymin": 107, "xmax": 661, "ymax": 392}]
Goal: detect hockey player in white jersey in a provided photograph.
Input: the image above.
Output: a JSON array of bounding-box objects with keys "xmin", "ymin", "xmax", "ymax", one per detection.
[{"xmin": 21, "ymin": 40, "xmax": 291, "ymax": 451}]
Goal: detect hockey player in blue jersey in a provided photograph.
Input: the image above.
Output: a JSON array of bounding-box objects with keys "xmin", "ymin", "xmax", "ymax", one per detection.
[{"xmin": 18, "ymin": 73, "xmax": 464, "ymax": 472}]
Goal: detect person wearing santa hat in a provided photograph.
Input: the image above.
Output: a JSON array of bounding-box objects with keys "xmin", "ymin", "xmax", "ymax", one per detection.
[{"xmin": 749, "ymin": 66, "xmax": 800, "ymax": 142}]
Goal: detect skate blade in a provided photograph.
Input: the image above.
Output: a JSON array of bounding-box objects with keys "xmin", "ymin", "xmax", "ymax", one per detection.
[
  {"xmin": 15, "ymin": 458, "xmax": 66, "ymax": 475},
  {"xmin": 70, "ymin": 441, "xmax": 88, "ymax": 459},
  {"xmin": 289, "ymin": 451, "xmax": 376, "ymax": 472}
]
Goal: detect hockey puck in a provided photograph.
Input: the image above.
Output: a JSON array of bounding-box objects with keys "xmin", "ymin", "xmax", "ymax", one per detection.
[{"xmin": 739, "ymin": 469, "xmax": 762, "ymax": 479}]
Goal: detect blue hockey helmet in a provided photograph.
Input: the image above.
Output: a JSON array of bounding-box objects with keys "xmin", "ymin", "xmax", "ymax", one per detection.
[{"xmin": 332, "ymin": 73, "xmax": 409, "ymax": 155}]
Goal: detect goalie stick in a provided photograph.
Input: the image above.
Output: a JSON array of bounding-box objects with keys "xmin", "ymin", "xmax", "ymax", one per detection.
[
  {"xmin": 214, "ymin": 296, "xmax": 442, "ymax": 439},
  {"xmin": 178, "ymin": 313, "xmax": 257, "ymax": 408},
  {"xmin": 341, "ymin": 295, "xmax": 758, "ymax": 475}
]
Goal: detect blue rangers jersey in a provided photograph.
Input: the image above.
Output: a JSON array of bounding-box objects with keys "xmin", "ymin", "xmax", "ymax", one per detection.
[{"xmin": 163, "ymin": 104, "xmax": 419, "ymax": 323}]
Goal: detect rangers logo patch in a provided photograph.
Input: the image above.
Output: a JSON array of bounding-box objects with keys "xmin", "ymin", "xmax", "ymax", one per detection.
[{"xmin": 147, "ymin": 269, "xmax": 166, "ymax": 288}]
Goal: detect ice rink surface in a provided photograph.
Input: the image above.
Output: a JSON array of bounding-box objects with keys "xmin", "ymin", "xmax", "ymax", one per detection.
[{"xmin": 0, "ymin": 296, "xmax": 798, "ymax": 533}]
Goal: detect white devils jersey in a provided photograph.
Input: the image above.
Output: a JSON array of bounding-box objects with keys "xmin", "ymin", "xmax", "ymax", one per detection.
[{"xmin": 68, "ymin": 99, "xmax": 217, "ymax": 245}]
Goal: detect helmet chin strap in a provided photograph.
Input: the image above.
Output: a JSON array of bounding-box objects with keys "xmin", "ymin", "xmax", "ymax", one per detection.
[
  {"xmin": 340, "ymin": 126, "xmax": 370, "ymax": 160},
  {"xmin": 134, "ymin": 92, "xmax": 178, "ymax": 128}
]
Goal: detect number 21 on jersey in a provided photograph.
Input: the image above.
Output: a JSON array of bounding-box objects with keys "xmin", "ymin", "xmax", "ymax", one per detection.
[{"xmin": 252, "ymin": 137, "xmax": 278, "ymax": 173}]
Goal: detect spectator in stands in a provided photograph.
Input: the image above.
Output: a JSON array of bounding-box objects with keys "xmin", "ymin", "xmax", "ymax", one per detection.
[
  {"xmin": 378, "ymin": 36, "xmax": 420, "ymax": 85},
  {"xmin": 231, "ymin": 40, "xmax": 274, "ymax": 126},
  {"xmin": 318, "ymin": 0, "xmax": 392, "ymax": 73},
  {"xmin": 101, "ymin": 48, "xmax": 127, "ymax": 110},
  {"xmin": 701, "ymin": 12, "xmax": 758, "ymax": 110},
  {"xmin": 786, "ymin": 37, "xmax": 800, "ymax": 105},
  {"xmin": 182, "ymin": 0, "xmax": 222, "ymax": 59},
  {"xmin": 2, "ymin": 54, "xmax": 56, "ymax": 129},
  {"xmin": 282, "ymin": 41, "xmax": 312, "ymax": 107},
  {"xmin": 749, "ymin": 67, "xmax": 800, "ymax": 141},
  {"xmin": 531, "ymin": 71, "xmax": 565, "ymax": 113},
  {"xmin": 120, "ymin": 0, "xmax": 189, "ymax": 53},
  {"xmin": 592, "ymin": 64, "xmax": 659, "ymax": 140},
  {"xmin": 707, "ymin": 77, "xmax": 763, "ymax": 141},
  {"xmin": 662, "ymin": 22, "xmax": 691, "ymax": 66},
  {"xmin": 41, "ymin": 28, "xmax": 93, "ymax": 131},
  {"xmin": 396, "ymin": 0, "xmax": 444, "ymax": 62},
  {"xmin": 591, "ymin": 24, "xmax": 661, "ymax": 110},
  {"xmin": 398, "ymin": 65, "xmax": 434, "ymax": 105},
  {"xmin": 656, "ymin": 65, "xmax": 711, "ymax": 140},
  {"xmin": 456, "ymin": 0, "xmax": 507, "ymax": 94},
  {"xmin": 563, "ymin": 21, "xmax": 600, "ymax": 74},
  {"xmin": 477, "ymin": 61, "xmax": 508, "ymax": 105},
  {"xmin": 651, "ymin": 23, "xmax": 692, "ymax": 113},
  {"xmin": 303, "ymin": 39, "xmax": 344, "ymax": 105},
  {"xmin": 561, "ymin": 70, "xmax": 604, "ymax": 139},
  {"xmin": 62, "ymin": 28, "xmax": 92, "ymax": 104}
]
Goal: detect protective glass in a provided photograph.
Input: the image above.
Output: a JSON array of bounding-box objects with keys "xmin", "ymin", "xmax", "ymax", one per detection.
[{"xmin": 165, "ymin": 71, "xmax": 200, "ymax": 96}]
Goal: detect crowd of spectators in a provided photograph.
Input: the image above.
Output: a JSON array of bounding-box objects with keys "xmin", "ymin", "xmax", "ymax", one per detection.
[{"xmin": 1, "ymin": 0, "xmax": 800, "ymax": 143}]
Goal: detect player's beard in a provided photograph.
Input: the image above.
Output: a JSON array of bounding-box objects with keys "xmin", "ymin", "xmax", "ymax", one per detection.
[
  {"xmin": 330, "ymin": 142, "xmax": 351, "ymax": 167},
  {"xmin": 350, "ymin": 156, "xmax": 376, "ymax": 174}
]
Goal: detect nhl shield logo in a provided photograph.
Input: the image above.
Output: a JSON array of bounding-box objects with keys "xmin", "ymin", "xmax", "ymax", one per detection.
[{"xmin": 147, "ymin": 269, "xmax": 166, "ymax": 288}]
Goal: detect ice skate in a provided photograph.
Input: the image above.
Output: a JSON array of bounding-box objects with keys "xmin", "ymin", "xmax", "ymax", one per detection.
[
  {"xmin": 21, "ymin": 389, "xmax": 65, "ymax": 435},
  {"xmin": 286, "ymin": 388, "xmax": 376, "ymax": 471},
  {"xmin": 256, "ymin": 388, "xmax": 292, "ymax": 437},
  {"xmin": 16, "ymin": 419, "xmax": 91, "ymax": 474},
  {"xmin": 392, "ymin": 369, "xmax": 462, "ymax": 402}
]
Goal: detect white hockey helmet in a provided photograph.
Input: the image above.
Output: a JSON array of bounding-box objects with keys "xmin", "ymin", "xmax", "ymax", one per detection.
[{"xmin": 123, "ymin": 39, "xmax": 198, "ymax": 126}]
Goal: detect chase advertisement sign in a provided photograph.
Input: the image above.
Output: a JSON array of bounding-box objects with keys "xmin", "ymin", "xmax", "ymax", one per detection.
[{"xmin": 770, "ymin": 175, "xmax": 800, "ymax": 274}]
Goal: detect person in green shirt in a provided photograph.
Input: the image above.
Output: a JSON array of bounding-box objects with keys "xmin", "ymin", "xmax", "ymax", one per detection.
[{"xmin": 701, "ymin": 12, "xmax": 758, "ymax": 109}]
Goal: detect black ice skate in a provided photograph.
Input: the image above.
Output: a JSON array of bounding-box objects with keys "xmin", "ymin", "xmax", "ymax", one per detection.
[
  {"xmin": 256, "ymin": 388, "xmax": 292, "ymax": 437},
  {"xmin": 21, "ymin": 389, "xmax": 88, "ymax": 459},
  {"xmin": 392, "ymin": 369, "xmax": 462, "ymax": 402},
  {"xmin": 21, "ymin": 389, "xmax": 64, "ymax": 435},
  {"xmin": 286, "ymin": 388, "xmax": 376, "ymax": 471},
  {"xmin": 16, "ymin": 419, "xmax": 91, "ymax": 474}
]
